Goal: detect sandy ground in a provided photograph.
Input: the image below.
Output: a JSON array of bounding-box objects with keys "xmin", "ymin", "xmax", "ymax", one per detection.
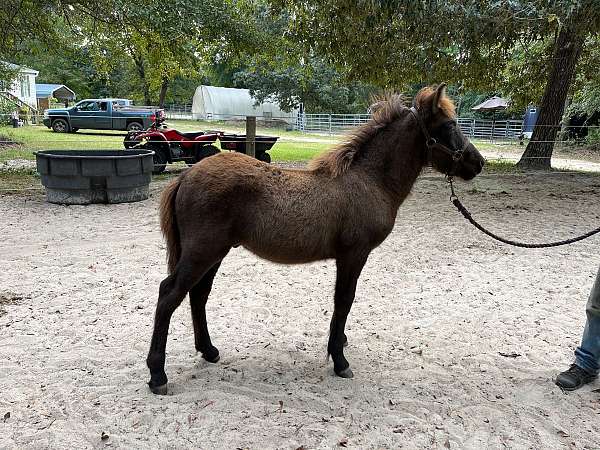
[{"xmin": 1, "ymin": 168, "xmax": 600, "ymax": 450}]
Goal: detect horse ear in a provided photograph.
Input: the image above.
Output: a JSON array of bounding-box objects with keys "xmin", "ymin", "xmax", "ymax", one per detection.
[{"xmin": 431, "ymin": 83, "xmax": 447, "ymax": 115}]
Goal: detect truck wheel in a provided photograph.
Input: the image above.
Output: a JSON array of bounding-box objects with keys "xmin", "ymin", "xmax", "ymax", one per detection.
[
  {"xmin": 51, "ymin": 119, "xmax": 69, "ymax": 133},
  {"xmin": 257, "ymin": 152, "xmax": 271, "ymax": 163},
  {"xmin": 127, "ymin": 121, "xmax": 143, "ymax": 132},
  {"xmin": 149, "ymin": 145, "xmax": 168, "ymax": 174},
  {"xmin": 195, "ymin": 144, "xmax": 220, "ymax": 162}
]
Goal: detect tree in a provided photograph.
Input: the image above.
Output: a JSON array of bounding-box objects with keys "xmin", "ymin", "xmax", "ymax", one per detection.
[
  {"xmin": 516, "ymin": 6, "xmax": 589, "ymax": 169},
  {"xmin": 234, "ymin": 57, "xmax": 376, "ymax": 113},
  {"xmin": 78, "ymin": 0, "xmax": 262, "ymax": 107},
  {"xmin": 276, "ymin": 0, "xmax": 600, "ymax": 168},
  {"xmin": 2, "ymin": 0, "xmax": 262, "ymax": 107}
]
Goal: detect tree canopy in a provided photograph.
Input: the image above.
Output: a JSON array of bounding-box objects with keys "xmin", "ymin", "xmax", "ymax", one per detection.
[
  {"xmin": 275, "ymin": 0, "xmax": 600, "ymax": 167},
  {"xmin": 2, "ymin": 0, "xmax": 600, "ymax": 167}
]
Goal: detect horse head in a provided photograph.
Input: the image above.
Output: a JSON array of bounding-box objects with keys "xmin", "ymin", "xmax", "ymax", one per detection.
[{"xmin": 413, "ymin": 84, "xmax": 485, "ymax": 180}]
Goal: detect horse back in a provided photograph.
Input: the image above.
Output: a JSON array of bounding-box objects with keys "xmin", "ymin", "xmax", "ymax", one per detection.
[{"xmin": 176, "ymin": 152, "xmax": 396, "ymax": 263}]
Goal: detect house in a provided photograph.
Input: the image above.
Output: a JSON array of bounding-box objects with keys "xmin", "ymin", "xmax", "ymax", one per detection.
[
  {"xmin": 36, "ymin": 83, "xmax": 76, "ymax": 110},
  {"xmin": 0, "ymin": 62, "xmax": 39, "ymax": 112}
]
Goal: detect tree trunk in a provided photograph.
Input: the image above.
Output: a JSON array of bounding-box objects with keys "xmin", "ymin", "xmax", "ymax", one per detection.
[
  {"xmin": 517, "ymin": 23, "xmax": 585, "ymax": 169},
  {"xmin": 158, "ymin": 78, "xmax": 169, "ymax": 109},
  {"xmin": 132, "ymin": 54, "xmax": 152, "ymax": 106}
]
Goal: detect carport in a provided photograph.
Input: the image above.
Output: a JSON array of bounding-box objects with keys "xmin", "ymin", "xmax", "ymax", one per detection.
[{"xmin": 36, "ymin": 83, "xmax": 76, "ymax": 110}]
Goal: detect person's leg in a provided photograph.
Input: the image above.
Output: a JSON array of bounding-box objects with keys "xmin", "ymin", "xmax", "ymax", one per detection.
[
  {"xmin": 556, "ymin": 265, "xmax": 600, "ymax": 390},
  {"xmin": 574, "ymin": 265, "xmax": 600, "ymax": 375}
]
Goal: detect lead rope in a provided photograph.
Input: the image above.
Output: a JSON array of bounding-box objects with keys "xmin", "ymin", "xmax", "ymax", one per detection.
[{"xmin": 447, "ymin": 177, "xmax": 600, "ymax": 248}]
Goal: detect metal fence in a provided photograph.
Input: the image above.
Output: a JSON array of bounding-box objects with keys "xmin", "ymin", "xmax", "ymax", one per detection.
[
  {"xmin": 294, "ymin": 113, "xmax": 372, "ymax": 134},
  {"xmin": 456, "ymin": 118, "xmax": 523, "ymax": 140},
  {"xmin": 163, "ymin": 104, "xmax": 193, "ymax": 120},
  {"xmin": 294, "ymin": 113, "xmax": 525, "ymax": 140}
]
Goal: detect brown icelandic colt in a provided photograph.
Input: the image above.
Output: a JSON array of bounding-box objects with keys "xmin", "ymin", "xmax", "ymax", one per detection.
[{"xmin": 147, "ymin": 83, "xmax": 485, "ymax": 394}]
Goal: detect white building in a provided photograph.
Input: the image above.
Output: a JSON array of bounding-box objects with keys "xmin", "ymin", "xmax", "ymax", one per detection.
[
  {"xmin": 192, "ymin": 85, "xmax": 297, "ymax": 123},
  {"xmin": 1, "ymin": 62, "xmax": 39, "ymax": 111}
]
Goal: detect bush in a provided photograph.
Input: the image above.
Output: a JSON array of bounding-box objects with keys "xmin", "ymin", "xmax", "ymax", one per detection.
[
  {"xmin": 0, "ymin": 100, "xmax": 17, "ymax": 126},
  {"xmin": 586, "ymin": 128, "xmax": 600, "ymax": 145}
]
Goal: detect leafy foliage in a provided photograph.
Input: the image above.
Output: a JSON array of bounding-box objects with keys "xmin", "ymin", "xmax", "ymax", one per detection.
[{"xmin": 234, "ymin": 58, "xmax": 376, "ymax": 113}]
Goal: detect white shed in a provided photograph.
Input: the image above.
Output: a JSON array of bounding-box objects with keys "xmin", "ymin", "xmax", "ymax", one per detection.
[{"xmin": 191, "ymin": 85, "xmax": 297, "ymax": 123}]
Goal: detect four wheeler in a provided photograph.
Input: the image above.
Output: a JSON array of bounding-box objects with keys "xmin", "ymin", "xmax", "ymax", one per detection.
[
  {"xmin": 123, "ymin": 120, "xmax": 222, "ymax": 174},
  {"xmin": 124, "ymin": 121, "xmax": 279, "ymax": 173}
]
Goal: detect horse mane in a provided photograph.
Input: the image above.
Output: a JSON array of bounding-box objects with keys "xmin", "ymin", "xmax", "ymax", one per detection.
[
  {"xmin": 413, "ymin": 86, "xmax": 456, "ymax": 118},
  {"xmin": 308, "ymin": 93, "xmax": 408, "ymax": 177}
]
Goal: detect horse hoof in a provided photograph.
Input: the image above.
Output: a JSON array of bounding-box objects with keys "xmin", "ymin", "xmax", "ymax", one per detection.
[
  {"xmin": 202, "ymin": 347, "xmax": 221, "ymax": 364},
  {"xmin": 336, "ymin": 367, "xmax": 354, "ymax": 378},
  {"xmin": 149, "ymin": 383, "xmax": 168, "ymax": 395},
  {"xmin": 202, "ymin": 353, "xmax": 220, "ymax": 364}
]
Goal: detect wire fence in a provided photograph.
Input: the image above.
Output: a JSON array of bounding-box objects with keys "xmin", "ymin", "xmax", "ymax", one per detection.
[{"xmin": 2, "ymin": 107, "xmax": 599, "ymax": 143}]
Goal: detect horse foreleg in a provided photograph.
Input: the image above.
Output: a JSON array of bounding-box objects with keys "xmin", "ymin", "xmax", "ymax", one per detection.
[
  {"xmin": 190, "ymin": 261, "xmax": 222, "ymax": 363},
  {"xmin": 328, "ymin": 251, "xmax": 369, "ymax": 378}
]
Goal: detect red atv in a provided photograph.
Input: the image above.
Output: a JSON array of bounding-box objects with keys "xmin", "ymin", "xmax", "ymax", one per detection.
[
  {"xmin": 124, "ymin": 120, "xmax": 222, "ymax": 174},
  {"xmin": 124, "ymin": 119, "xmax": 279, "ymax": 174}
]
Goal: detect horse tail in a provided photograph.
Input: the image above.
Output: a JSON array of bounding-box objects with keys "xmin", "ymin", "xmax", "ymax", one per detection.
[{"xmin": 159, "ymin": 177, "xmax": 182, "ymax": 274}]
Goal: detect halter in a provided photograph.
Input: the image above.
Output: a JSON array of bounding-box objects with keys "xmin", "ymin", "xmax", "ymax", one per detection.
[{"xmin": 409, "ymin": 107, "xmax": 468, "ymax": 177}]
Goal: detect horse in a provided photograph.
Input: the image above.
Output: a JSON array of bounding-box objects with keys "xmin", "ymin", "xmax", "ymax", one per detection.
[{"xmin": 146, "ymin": 83, "xmax": 485, "ymax": 395}]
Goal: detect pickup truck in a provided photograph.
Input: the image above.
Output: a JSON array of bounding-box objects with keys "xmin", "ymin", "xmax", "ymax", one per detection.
[{"xmin": 42, "ymin": 98, "xmax": 165, "ymax": 133}]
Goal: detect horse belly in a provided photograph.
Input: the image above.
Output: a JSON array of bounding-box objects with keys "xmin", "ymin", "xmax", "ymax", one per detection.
[
  {"xmin": 239, "ymin": 209, "xmax": 337, "ymax": 264},
  {"xmin": 242, "ymin": 241, "xmax": 332, "ymax": 264}
]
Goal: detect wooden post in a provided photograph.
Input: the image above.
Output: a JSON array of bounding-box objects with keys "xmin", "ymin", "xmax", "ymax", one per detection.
[{"xmin": 246, "ymin": 116, "xmax": 256, "ymax": 158}]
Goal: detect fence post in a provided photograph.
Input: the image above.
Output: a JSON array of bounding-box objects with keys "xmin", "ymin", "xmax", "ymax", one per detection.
[{"xmin": 246, "ymin": 116, "xmax": 256, "ymax": 158}]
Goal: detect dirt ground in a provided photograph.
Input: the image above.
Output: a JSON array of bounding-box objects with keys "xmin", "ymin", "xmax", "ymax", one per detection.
[{"xmin": 1, "ymin": 167, "xmax": 600, "ymax": 449}]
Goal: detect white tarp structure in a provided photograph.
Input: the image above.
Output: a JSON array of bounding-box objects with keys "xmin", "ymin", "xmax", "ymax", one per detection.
[{"xmin": 191, "ymin": 85, "xmax": 298, "ymax": 123}]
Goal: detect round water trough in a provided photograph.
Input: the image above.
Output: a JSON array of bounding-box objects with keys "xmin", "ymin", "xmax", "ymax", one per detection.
[{"xmin": 36, "ymin": 150, "xmax": 154, "ymax": 204}]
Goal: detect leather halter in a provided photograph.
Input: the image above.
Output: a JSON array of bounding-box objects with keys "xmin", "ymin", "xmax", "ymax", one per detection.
[{"xmin": 409, "ymin": 106, "xmax": 468, "ymax": 176}]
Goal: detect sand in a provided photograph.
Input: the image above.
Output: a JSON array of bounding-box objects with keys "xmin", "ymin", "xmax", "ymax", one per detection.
[{"xmin": 1, "ymin": 169, "xmax": 600, "ymax": 449}]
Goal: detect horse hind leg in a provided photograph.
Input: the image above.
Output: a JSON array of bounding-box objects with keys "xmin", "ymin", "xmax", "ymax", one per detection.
[
  {"xmin": 190, "ymin": 261, "xmax": 223, "ymax": 363},
  {"xmin": 146, "ymin": 249, "xmax": 228, "ymax": 395}
]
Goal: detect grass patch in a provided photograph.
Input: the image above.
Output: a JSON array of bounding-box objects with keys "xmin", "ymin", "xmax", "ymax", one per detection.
[
  {"xmin": 270, "ymin": 141, "xmax": 329, "ymax": 161},
  {"xmin": 0, "ymin": 124, "xmax": 332, "ymax": 164},
  {"xmin": 0, "ymin": 169, "xmax": 40, "ymax": 192},
  {"xmin": 482, "ymin": 159, "xmax": 520, "ymax": 173}
]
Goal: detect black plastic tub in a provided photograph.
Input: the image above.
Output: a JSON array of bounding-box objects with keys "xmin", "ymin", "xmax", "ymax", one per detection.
[{"xmin": 35, "ymin": 150, "xmax": 154, "ymax": 204}]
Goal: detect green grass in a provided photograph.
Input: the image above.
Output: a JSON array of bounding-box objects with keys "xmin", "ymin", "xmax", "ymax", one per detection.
[
  {"xmin": 270, "ymin": 141, "xmax": 329, "ymax": 161},
  {"xmin": 0, "ymin": 124, "xmax": 333, "ymax": 164},
  {"xmin": 482, "ymin": 159, "xmax": 519, "ymax": 173},
  {"xmin": 0, "ymin": 126, "xmax": 127, "ymax": 162},
  {"xmin": 0, "ymin": 169, "xmax": 40, "ymax": 191}
]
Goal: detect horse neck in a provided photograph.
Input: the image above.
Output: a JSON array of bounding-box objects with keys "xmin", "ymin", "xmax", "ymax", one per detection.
[{"xmin": 359, "ymin": 118, "xmax": 426, "ymax": 207}]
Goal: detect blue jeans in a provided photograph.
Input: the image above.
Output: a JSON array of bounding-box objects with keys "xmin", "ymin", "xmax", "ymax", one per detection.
[{"xmin": 574, "ymin": 265, "xmax": 600, "ymax": 375}]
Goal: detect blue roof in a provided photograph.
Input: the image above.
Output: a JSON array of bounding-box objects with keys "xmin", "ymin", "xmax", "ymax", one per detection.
[{"xmin": 36, "ymin": 83, "xmax": 76, "ymax": 99}]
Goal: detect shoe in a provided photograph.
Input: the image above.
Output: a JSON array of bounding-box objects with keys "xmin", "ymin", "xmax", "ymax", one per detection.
[{"xmin": 555, "ymin": 364, "xmax": 597, "ymax": 391}]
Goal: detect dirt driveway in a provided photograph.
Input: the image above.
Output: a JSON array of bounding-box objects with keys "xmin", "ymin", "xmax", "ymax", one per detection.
[{"xmin": 1, "ymin": 170, "xmax": 599, "ymax": 449}]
